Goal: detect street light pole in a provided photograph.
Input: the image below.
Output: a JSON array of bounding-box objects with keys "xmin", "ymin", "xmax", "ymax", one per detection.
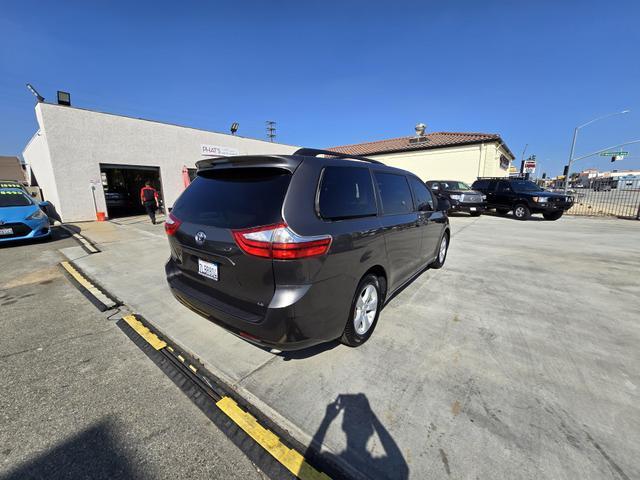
[{"xmin": 564, "ymin": 109, "xmax": 630, "ymax": 194}]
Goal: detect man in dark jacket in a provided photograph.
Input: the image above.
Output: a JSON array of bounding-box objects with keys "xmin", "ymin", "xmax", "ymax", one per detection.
[{"xmin": 140, "ymin": 181, "xmax": 160, "ymax": 224}]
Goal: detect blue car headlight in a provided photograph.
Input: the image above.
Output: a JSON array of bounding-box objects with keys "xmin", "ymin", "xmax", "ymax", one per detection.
[{"xmin": 26, "ymin": 209, "xmax": 47, "ymax": 220}]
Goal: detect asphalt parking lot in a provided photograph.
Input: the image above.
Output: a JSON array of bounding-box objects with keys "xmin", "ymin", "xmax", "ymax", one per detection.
[
  {"xmin": 47, "ymin": 213, "xmax": 639, "ymax": 480},
  {"xmin": 0, "ymin": 228, "xmax": 269, "ymax": 479}
]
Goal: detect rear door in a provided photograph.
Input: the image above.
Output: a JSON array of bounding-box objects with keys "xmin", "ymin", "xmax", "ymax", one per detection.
[
  {"xmin": 169, "ymin": 167, "xmax": 291, "ymax": 315},
  {"xmin": 483, "ymin": 180, "xmax": 499, "ymax": 207},
  {"xmin": 494, "ymin": 180, "xmax": 514, "ymax": 206},
  {"xmin": 408, "ymin": 177, "xmax": 442, "ymax": 263},
  {"xmin": 374, "ymin": 172, "xmax": 422, "ymax": 289}
]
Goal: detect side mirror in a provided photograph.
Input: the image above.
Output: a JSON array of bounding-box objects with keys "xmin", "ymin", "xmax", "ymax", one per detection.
[
  {"xmin": 39, "ymin": 201, "xmax": 51, "ymax": 208},
  {"xmin": 438, "ymin": 198, "xmax": 451, "ymax": 211}
]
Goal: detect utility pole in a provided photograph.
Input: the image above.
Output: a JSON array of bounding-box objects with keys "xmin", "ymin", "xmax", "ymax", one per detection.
[
  {"xmin": 266, "ymin": 121, "xmax": 276, "ymax": 142},
  {"xmin": 564, "ymin": 110, "xmax": 630, "ymax": 194}
]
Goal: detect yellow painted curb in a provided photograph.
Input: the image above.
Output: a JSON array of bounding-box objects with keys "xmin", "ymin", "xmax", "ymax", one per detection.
[
  {"xmin": 60, "ymin": 261, "xmax": 113, "ymax": 306},
  {"xmin": 122, "ymin": 315, "xmax": 167, "ymax": 351},
  {"xmin": 216, "ymin": 396, "xmax": 330, "ymax": 480}
]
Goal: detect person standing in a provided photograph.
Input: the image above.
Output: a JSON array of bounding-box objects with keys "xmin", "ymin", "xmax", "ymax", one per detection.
[{"xmin": 140, "ymin": 181, "xmax": 160, "ymax": 224}]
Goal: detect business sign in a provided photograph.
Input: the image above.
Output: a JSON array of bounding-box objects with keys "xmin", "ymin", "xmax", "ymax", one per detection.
[
  {"xmin": 201, "ymin": 144, "xmax": 240, "ymax": 157},
  {"xmin": 523, "ymin": 160, "xmax": 536, "ymax": 174}
]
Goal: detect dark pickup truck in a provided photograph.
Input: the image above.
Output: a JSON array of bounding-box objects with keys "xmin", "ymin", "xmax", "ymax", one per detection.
[{"xmin": 471, "ymin": 177, "xmax": 573, "ymax": 220}]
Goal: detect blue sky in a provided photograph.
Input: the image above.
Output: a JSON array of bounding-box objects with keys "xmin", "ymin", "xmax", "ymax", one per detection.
[{"xmin": 1, "ymin": 0, "xmax": 639, "ymax": 176}]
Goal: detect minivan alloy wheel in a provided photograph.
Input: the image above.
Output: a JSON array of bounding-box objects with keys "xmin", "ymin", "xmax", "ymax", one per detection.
[
  {"xmin": 438, "ymin": 236, "xmax": 448, "ymax": 263},
  {"xmin": 354, "ymin": 284, "xmax": 378, "ymax": 335}
]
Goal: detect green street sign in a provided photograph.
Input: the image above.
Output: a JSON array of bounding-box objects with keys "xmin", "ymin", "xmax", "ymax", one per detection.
[{"xmin": 600, "ymin": 151, "xmax": 628, "ymax": 156}]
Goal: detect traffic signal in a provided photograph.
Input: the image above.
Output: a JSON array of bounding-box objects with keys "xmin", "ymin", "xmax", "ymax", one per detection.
[{"xmin": 563, "ymin": 165, "xmax": 569, "ymax": 177}]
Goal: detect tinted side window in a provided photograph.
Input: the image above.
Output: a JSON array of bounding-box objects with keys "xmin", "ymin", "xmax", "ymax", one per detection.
[
  {"xmin": 497, "ymin": 181, "xmax": 511, "ymax": 192},
  {"xmin": 472, "ymin": 180, "xmax": 489, "ymax": 190},
  {"xmin": 487, "ymin": 180, "xmax": 498, "ymax": 191},
  {"xmin": 409, "ymin": 177, "xmax": 434, "ymax": 211},
  {"xmin": 318, "ymin": 166, "xmax": 377, "ymax": 220},
  {"xmin": 375, "ymin": 173, "xmax": 414, "ymax": 215}
]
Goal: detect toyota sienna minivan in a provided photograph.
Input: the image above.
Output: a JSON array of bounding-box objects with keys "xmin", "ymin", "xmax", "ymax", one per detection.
[{"xmin": 165, "ymin": 149, "xmax": 450, "ymax": 350}]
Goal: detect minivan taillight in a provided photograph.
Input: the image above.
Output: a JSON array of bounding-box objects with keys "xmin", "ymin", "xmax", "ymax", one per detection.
[
  {"xmin": 232, "ymin": 223, "xmax": 332, "ymax": 259},
  {"xmin": 164, "ymin": 213, "xmax": 182, "ymax": 236}
]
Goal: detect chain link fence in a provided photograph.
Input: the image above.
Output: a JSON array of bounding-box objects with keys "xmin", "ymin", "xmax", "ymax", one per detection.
[{"xmin": 566, "ymin": 187, "xmax": 640, "ymax": 219}]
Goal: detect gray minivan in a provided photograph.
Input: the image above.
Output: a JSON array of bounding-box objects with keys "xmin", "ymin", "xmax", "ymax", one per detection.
[{"xmin": 165, "ymin": 149, "xmax": 450, "ymax": 350}]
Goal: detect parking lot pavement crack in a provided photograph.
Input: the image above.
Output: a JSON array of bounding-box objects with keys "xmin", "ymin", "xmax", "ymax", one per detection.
[
  {"xmin": 233, "ymin": 356, "xmax": 280, "ymax": 387},
  {"xmin": 449, "ymin": 216, "xmax": 482, "ymax": 238},
  {"xmin": 584, "ymin": 431, "xmax": 631, "ymax": 480}
]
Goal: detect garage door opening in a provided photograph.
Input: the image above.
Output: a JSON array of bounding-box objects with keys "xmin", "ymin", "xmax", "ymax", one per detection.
[{"xmin": 100, "ymin": 164, "xmax": 163, "ymax": 219}]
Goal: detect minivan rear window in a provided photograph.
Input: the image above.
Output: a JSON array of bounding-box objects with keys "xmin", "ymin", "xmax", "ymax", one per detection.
[
  {"xmin": 318, "ymin": 166, "xmax": 377, "ymax": 220},
  {"xmin": 171, "ymin": 168, "xmax": 290, "ymax": 229}
]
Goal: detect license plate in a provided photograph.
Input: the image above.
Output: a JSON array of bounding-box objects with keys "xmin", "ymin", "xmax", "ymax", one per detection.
[
  {"xmin": 0, "ymin": 227, "xmax": 14, "ymax": 236},
  {"xmin": 469, "ymin": 207, "xmax": 477, "ymax": 211},
  {"xmin": 198, "ymin": 259, "xmax": 218, "ymax": 281}
]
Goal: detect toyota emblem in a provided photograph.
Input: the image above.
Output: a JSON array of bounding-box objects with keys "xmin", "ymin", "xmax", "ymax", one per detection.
[{"xmin": 195, "ymin": 231, "xmax": 206, "ymax": 245}]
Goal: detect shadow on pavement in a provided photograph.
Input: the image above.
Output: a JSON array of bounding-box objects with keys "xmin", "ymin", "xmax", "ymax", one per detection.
[
  {"xmin": 1, "ymin": 419, "xmax": 143, "ymax": 480},
  {"xmin": 60, "ymin": 223, "xmax": 81, "ymax": 234},
  {"xmin": 277, "ymin": 340, "xmax": 340, "ymax": 360},
  {"xmin": 481, "ymin": 211, "xmax": 545, "ymax": 221},
  {"xmin": 307, "ymin": 393, "xmax": 409, "ymax": 480}
]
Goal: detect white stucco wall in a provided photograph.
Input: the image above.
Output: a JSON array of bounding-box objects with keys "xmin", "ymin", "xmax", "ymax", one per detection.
[
  {"xmin": 478, "ymin": 143, "xmax": 512, "ymax": 178},
  {"xmin": 22, "ymin": 122, "xmax": 61, "ymax": 209},
  {"xmin": 371, "ymin": 142, "xmax": 511, "ymax": 184},
  {"xmin": 26, "ymin": 103, "xmax": 299, "ymax": 222}
]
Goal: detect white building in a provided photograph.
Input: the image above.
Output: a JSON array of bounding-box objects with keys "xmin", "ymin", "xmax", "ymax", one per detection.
[
  {"xmin": 22, "ymin": 102, "xmax": 298, "ymax": 222},
  {"xmin": 22, "ymin": 102, "xmax": 516, "ymax": 223}
]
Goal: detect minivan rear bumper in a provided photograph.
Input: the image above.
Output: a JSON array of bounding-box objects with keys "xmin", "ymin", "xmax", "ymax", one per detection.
[{"xmin": 165, "ymin": 259, "xmax": 341, "ymax": 350}]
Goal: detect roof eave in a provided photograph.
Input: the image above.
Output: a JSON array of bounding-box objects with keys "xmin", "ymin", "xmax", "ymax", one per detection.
[{"xmin": 340, "ymin": 138, "xmax": 513, "ymax": 158}]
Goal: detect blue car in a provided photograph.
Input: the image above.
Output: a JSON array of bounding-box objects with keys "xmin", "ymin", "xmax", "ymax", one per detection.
[{"xmin": 0, "ymin": 187, "xmax": 51, "ymax": 243}]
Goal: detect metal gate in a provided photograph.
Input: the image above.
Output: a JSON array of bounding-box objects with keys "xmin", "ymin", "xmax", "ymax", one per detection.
[{"xmin": 566, "ymin": 187, "xmax": 640, "ymax": 219}]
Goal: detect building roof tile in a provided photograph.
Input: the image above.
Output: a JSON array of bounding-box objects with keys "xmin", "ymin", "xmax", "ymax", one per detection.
[{"xmin": 329, "ymin": 132, "xmax": 513, "ymax": 158}]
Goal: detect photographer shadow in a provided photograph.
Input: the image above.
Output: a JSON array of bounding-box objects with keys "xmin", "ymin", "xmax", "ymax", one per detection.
[{"xmin": 307, "ymin": 393, "xmax": 409, "ymax": 480}]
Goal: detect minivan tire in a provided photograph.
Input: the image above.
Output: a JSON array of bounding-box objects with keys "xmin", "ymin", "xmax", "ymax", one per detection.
[
  {"xmin": 341, "ymin": 274, "xmax": 382, "ymax": 347},
  {"xmin": 543, "ymin": 211, "xmax": 563, "ymax": 221},
  {"xmin": 513, "ymin": 204, "xmax": 531, "ymax": 220},
  {"xmin": 429, "ymin": 232, "xmax": 449, "ymax": 269}
]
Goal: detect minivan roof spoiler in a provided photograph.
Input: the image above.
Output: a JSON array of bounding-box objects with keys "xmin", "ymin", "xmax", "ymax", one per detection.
[
  {"xmin": 196, "ymin": 155, "xmax": 302, "ymax": 173},
  {"xmin": 293, "ymin": 148, "xmax": 383, "ymax": 165}
]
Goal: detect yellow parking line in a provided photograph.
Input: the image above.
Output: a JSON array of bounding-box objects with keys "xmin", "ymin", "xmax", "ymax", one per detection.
[
  {"xmin": 122, "ymin": 315, "xmax": 167, "ymax": 351},
  {"xmin": 216, "ymin": 396, "xmax": 330, "ymax": 480}
]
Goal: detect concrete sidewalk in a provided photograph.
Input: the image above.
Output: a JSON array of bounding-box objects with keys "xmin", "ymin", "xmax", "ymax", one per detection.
[{"xmin": 65, "ymin": 215, "xmax": 640, "ymax": 479}]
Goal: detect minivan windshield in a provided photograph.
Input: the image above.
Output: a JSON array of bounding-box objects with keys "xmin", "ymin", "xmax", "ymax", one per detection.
[
  {"xmin": 511, "ymin": 180, "xmax": 543, "ymax": 192},
  {"xmin": 0, "ymin": 190, "xmax": 33, "ymax": 207},
  {"xmin": 171, "ymin": 168, "xmax": 291, "ymax": 229}
]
